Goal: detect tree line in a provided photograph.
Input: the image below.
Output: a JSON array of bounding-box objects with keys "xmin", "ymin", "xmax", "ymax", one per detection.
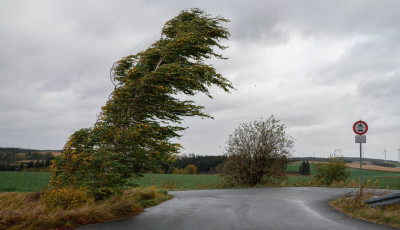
[
  {"xmin": 371, "ymin": 160, "xmax": 396, "ymax": 168},
  {"xmin": 164, "ymin": 154, "xmax": 227, "ymax": 174},
  {"xmin": 0, "ymin": 147, "xmax": 59, "ymax": 163},
  {"xmin": 0, "ymin": 159, "xmax": 52, "ymax": 171}
]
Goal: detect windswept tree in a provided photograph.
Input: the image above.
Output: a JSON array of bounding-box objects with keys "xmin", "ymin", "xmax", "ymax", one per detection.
[
  {"xmin": 50, "ymin": 8, "xmax": 233, "ymax": 200},
  {"xmin": 221, "ymin": 116, "xmax": 294, "ymax": 186}
]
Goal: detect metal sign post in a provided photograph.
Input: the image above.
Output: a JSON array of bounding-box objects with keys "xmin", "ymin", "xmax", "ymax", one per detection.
[
  {"xmin": 359, "ymin": 142, "xmax": 362, "ymax": 192},
  {"xmin": 353, "ymin": 120, "xmax": 368, "ymax": 194}
]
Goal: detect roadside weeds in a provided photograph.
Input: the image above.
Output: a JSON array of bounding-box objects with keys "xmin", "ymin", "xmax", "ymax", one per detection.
[
  {"xmin": 329, "ymin": 189, "xmax": 400, "ymax": 229},
  {"xmin": 0, "ymin": 187, "xmax": 172, "ymax": 230}
]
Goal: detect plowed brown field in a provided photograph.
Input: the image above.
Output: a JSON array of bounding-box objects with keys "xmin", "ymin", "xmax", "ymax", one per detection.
[{"xmin": 346, "ymin": 163, "xmax": 400, "ymax": 172}]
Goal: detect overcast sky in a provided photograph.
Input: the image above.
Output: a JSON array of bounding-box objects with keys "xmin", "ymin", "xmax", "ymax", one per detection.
[{"xmin": 1, "ymin": 0, "xmax": 400, "ymax": 161}]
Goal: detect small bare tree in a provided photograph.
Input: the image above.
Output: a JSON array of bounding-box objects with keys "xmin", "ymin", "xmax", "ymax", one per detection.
[{"xmin": 221, "ymin": 116, "xmax": 293, "ymax": 186}]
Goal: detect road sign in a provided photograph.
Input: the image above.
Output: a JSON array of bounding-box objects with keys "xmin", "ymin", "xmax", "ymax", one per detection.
[
  {"xmin": 353, "ymin": 121, "xmax": 368, "ymax": 135},
  {"xmin": 355, "ymin": 135, "xmax": 366, "ymax": 143},
  {"xmin": 353, "ymin": 120, "xmax": 368, "ymax": 194}
]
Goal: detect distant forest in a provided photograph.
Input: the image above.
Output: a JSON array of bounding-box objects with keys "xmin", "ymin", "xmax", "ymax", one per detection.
[
  {"xmin": 163, "ymin": 154, "xmax": 227, "ymax": 174},
  {"xmin": 168, "ymin": 155, "xmax": 399, "ymax": 174}
]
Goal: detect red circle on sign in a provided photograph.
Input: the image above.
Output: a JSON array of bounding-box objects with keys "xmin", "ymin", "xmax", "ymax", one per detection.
[{"xmin": 353, "ymin": 121, "xmax": 368, "ymax": 135}]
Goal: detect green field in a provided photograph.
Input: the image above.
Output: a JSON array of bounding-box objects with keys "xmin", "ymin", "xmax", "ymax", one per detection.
[
  {"xmin": 133, "ymin": 174, "xmax": 224, "ymax": 190},
  {"xmin": 287, "ymin": 162, "xmax": 318, "ymax": 174},
  {"xmin": 347, "ymin": 167, "xmax": 400, "ymax": 188},
  {"xmin": 0, "ymin": 172, "xmax": 224, "ymax": 192},
  {"xmin": 0, "ymin": 171, "xmax": 50, "ymax": 192},
  {"xmin": 1, "ymin": 164, "xmax": 399, "ymax": 192},
  {"xmin": 288, "ymin": 163, "xmax": 400, "ymax": 188}
]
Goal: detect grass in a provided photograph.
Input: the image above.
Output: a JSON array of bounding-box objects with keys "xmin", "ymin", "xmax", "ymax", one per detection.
[
  {"xmin": 0, "ymin": 171, "xmax": 50, "ymax": 192},
  {"xmin": 286, "ymin": 175, "xmax": 313, "ymax": 185},
  {"xmin": 347, "ymin": 167, "xmax": 400, "ymax": 188},
  {"xmin": 330, "ymin": 190, "xmax": 400, "ymax": 228},
  {"xmin": 133, "ymin": 174, "xmax": 224, "ymax": 190},
  {"xmin": 0, "ymin": 187, "xmax": 172, "ymax": 230},
  {"xmin": 1, "ymin": 165, "xmax": 399, "ymax": 192},
  {"xmin": 287, "ymin": 163, "xmax": 400, "ymax": 189},
  {"xmin": 0, "ymin": 172, "xmax": 226, "ymax": 192},
  {"xmin": 287, "ymin": 162, "xmax": 318, "ymax": 174}
]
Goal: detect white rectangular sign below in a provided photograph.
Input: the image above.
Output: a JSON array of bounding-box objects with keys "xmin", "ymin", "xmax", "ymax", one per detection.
[{"xmin": 355, "ymin": 135, "xmax": 366, "ymax": 143}]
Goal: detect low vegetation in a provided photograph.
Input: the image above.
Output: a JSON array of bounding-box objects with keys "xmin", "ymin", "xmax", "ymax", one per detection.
[
  {"xmin": 0, "ymin": 187, "xmax": 171, "ymax": 230},
  {"xmin": 313, "ymin": 154, "xmax": 350, "ymax": 185},
  {"xmin": 330, "ymin": 189, "xmax": 400, "ymax": 228}
]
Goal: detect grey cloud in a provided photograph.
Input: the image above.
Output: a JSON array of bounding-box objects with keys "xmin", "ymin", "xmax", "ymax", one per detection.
[
  {"xmin": 307, "ymin": 31, "xmax": 400, "ymax": 97},
  {"xmin": 223, "ymin": 0, "xmax": 400, "ymax": 45},
  {"xmin": 359, "ymin": 72, "xmax": 400, "ymax": 99},
  {"xmin": 1, "ymin": 0, "xmax": 400, "ymax": 160}
]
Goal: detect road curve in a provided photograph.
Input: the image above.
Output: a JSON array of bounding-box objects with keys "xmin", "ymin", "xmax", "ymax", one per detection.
[{"xmin": 80, "ymin": 187, "xmax": 397, "ymax": 230}]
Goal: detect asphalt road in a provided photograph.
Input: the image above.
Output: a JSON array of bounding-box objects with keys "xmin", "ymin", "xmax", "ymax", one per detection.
[{"xmin": 80, "ymin": 187, "xmax": 397, "ymax": 230}]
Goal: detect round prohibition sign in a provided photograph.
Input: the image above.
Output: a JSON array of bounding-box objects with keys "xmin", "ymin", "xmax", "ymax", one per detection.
[{"xmin": 353, "ymin": 120, "xmax": 368, "ymax": 135}]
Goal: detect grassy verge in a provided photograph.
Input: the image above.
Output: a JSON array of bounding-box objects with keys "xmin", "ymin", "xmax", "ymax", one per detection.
[
  {"xmin": 0, "ymin": 187, "xmax": 172, "ymax": 230},
  {"xmin": 330, "ymin": 190, "xmax": 400, "ymax": 228}
]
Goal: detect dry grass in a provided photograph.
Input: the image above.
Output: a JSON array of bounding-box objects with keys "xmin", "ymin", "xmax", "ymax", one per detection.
[
  {"xmin": 0, "ymin": 186, "xmax": 172, "ymax": 230},
  {"xmin": 330, "ymin": 189, "xmax": 400, "ymax": 228},
  {"xmin": 346, "ymin": 163, "xmax": 400, "ymax": 172}
]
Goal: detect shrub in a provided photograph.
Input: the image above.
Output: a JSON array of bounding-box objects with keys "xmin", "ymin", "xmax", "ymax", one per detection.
[
  {"xmin": 172, "ymin": 165, "xmax": 198, "ymax": 174},
  {"xmin": 172, "ymin": 168, "xmax": 185, "ymax": 174},
  {"xmin": 221, "ymin": 116, "xmax": 293, "ymax": 186},
  {"xmin": 41, "ymin": 187, "xmax": 94, "ymax": 210},
  {"xmin": 184, "ymin": 164, "xmax": 197, "ymax": 174},
  {"xmin": 314, "ymin": 154, "xmax": 350, "ymax": 185}
]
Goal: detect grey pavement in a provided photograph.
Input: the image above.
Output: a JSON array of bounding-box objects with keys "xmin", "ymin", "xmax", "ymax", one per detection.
[{"xmin": 80, "ymin": 187, "xmax": 398, "ymax": 230}]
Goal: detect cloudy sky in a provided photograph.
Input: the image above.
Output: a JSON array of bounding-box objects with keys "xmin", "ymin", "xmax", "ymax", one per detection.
[{"xmin": 1, "ymin": 0, "xmax": 400, "ymax": 161}]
